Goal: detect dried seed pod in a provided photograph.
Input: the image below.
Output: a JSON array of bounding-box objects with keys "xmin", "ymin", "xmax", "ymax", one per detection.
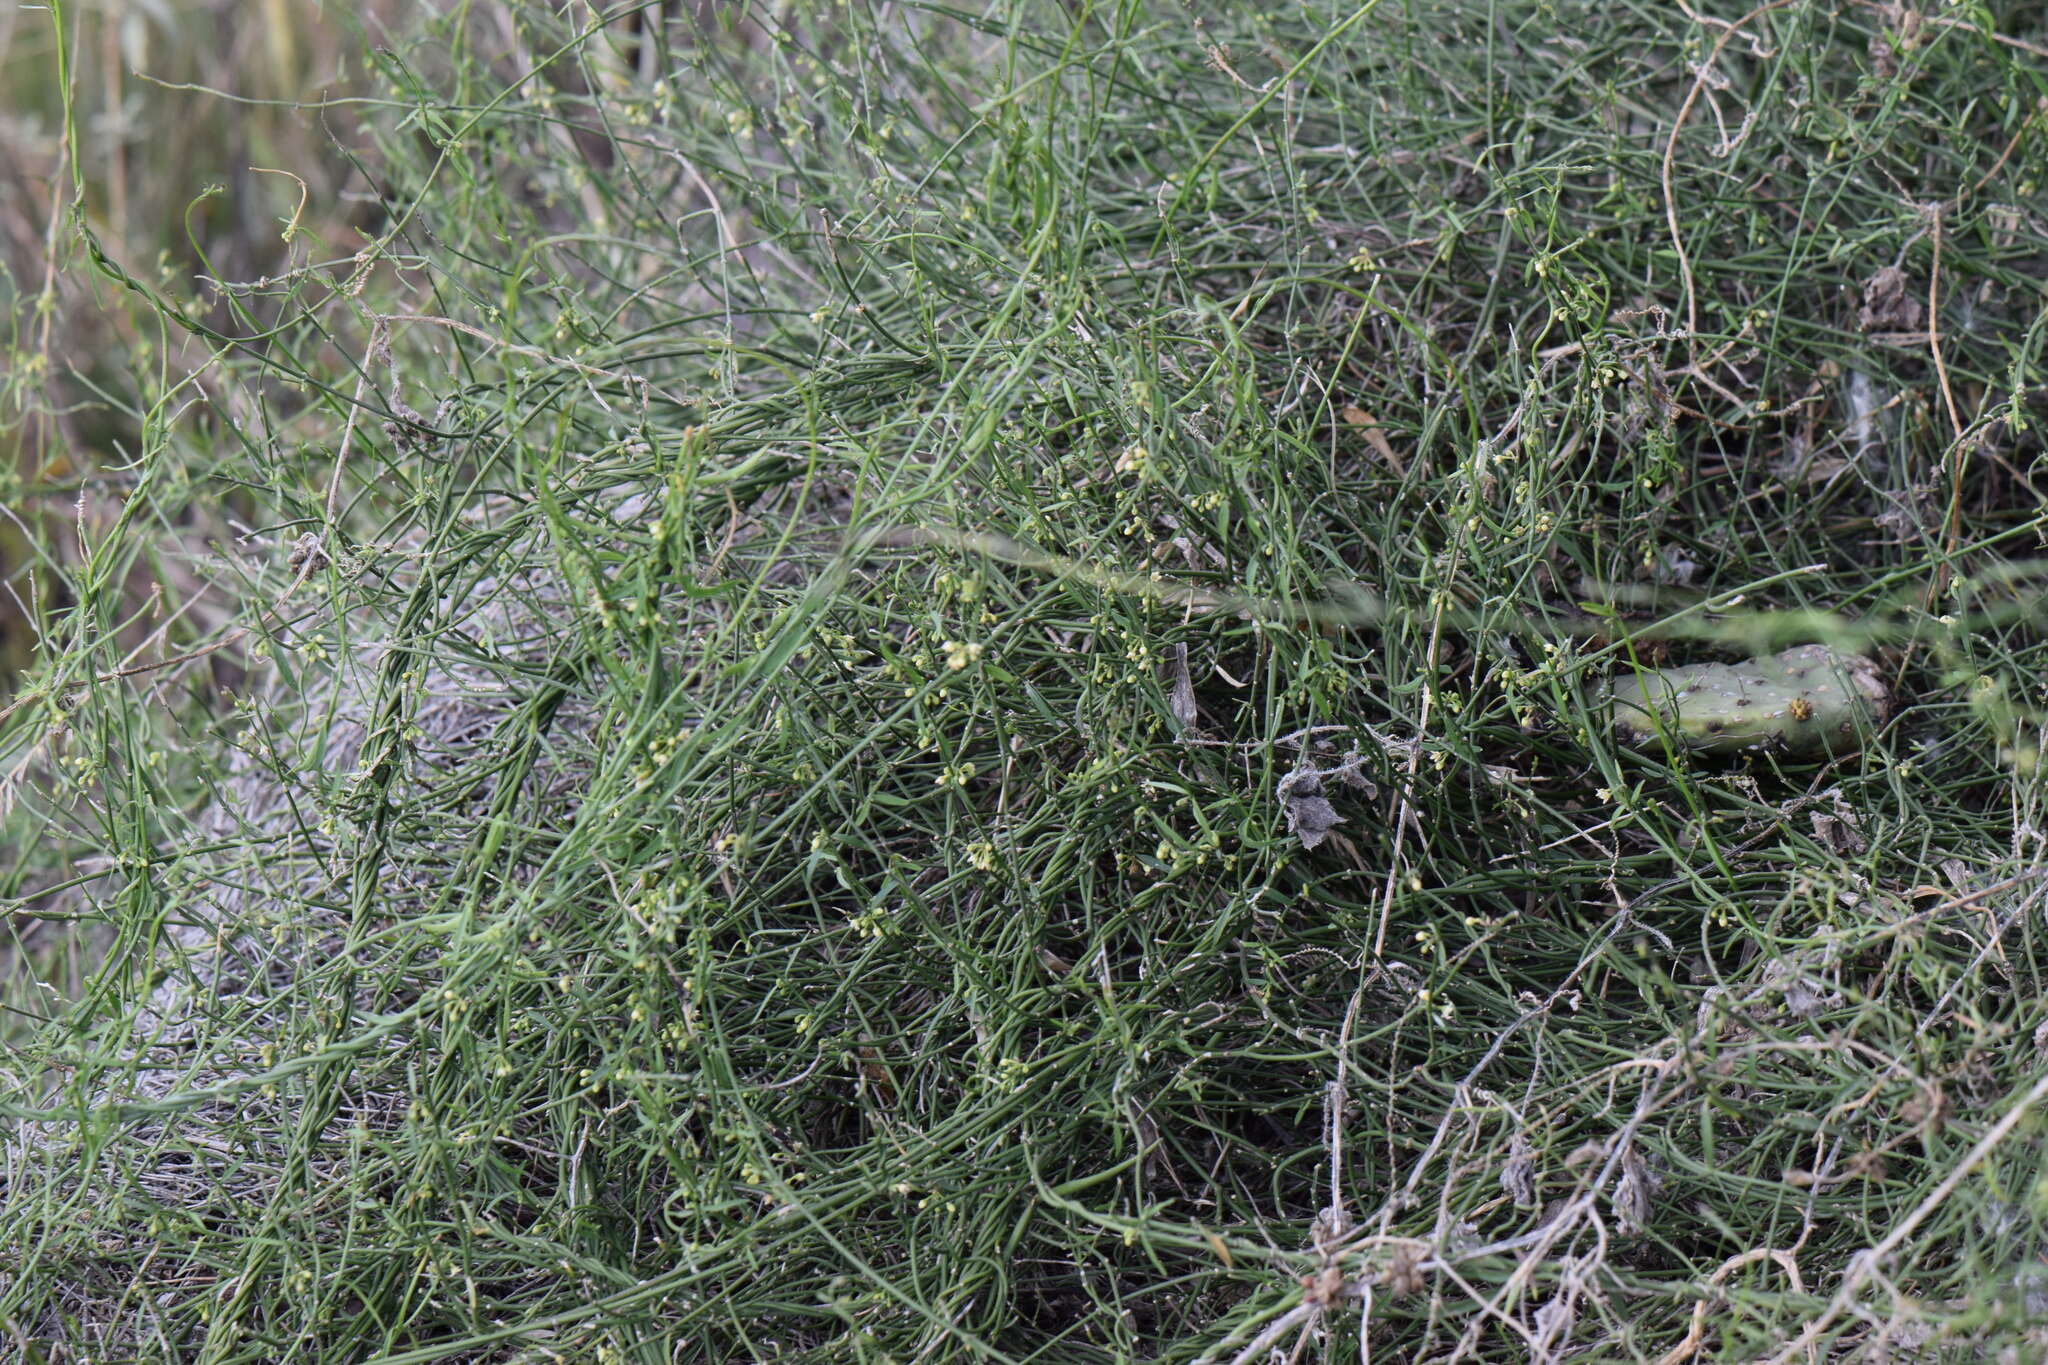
[{"xmin": 1607, "ymin": 644, "xmax": 1890, "ymax": 755}]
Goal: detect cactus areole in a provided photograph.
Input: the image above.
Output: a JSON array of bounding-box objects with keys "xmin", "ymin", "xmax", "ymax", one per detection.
[{"xmin": 1606, "ymin": 645, "xmax": 1890, "ymax": 756}]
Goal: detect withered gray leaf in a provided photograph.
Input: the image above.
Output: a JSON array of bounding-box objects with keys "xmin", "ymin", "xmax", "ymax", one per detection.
[
  {"xmin": 1652, "ymin": 544, "xmax": 1699, "ymax": 586},
  {"xmin": 1167, "ymin": 643, "xmax": 1198, "ymax": 732},
  {"xmin": 1335, "ymin": 749, "xmax": 1377, "ymax": 797},
  {"xmin": 1810, "ymin": 808, "xmax": 1866, "ymax": 855},
  {"xmin": 1500, "ymin": 1133, "xmax": 1538, "ymax": 1209},
  {"xmin": 1857, "ymin": 264, "xmax": 1923, "ymax": 332},
  {"xmin": 1612, "ymin": 1148, "xmax": 1659, "ymax": 1237},
  {"xmin": 1278, "ymin": 769, "xmax": 1344, "ymax": 850}
]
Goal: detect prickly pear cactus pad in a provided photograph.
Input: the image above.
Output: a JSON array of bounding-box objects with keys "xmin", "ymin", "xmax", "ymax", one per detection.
[{"xmin": 1606, "ymin": 644, "xmax": 1891, "ymax": 756}]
